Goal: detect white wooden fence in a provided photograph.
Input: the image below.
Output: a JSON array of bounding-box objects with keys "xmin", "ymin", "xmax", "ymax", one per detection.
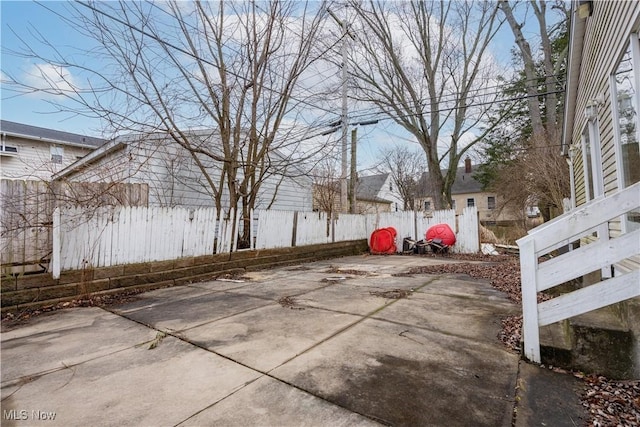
[
  {"xmin": 51, "ymin": 206, "xmax": 479, "ymax": 278},
  {"xmin": 517, "ymin": 181, "xmax": 640, "ymax": 363}
]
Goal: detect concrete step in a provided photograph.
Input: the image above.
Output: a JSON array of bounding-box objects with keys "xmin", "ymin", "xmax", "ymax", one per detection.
[{"xmin": 538, "ymin": 306, "xmax": 635, "ymax": 379}]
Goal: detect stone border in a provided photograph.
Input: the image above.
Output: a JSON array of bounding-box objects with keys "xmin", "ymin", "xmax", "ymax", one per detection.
[{"xmin": 1, "ymin": 240, "xmax": 368, "ymax": 314}]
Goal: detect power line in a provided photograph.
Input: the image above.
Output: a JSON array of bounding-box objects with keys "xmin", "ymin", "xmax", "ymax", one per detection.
[{"xmin": 70, "ymin": 0, "xmax": 343, "ymax": 118}]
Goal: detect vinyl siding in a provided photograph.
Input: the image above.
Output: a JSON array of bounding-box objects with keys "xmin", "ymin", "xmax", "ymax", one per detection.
[
  {"xmin": 570, "ymin": 2, "xmax": 640, "ymax": 210},
  {"xmin": 61, "ymin": 135, "xmax": 312, "ymax": 212},
  {"xmin": 0, "ymin": 135, "xmax": 93, "ymax": 180},
  {"xmin": 567, "ymin": 1, "xmax": 640, "ymax": 272}
]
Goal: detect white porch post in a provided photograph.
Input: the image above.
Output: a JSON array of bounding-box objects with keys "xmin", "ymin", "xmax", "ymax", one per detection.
[{"xmin": 518, "ymin": 237, "xmax": 541, "ymax": 363}]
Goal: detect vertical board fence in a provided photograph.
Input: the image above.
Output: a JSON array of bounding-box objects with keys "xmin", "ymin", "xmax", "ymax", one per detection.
[
  {"xmin": 1, "ymin": 179, "xmax": 148, "ymax": 275},
  {"xmin": 48, "ymin": 205, "xmax": 480, "ymax": 277}
]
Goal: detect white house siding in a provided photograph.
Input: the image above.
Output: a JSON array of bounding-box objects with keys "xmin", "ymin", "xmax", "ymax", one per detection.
[
  {"xmin": 377, "ymin": 175, "xmax": 405, "ymax": 211},
  {"xmin": 60, "ymin": 135, "xmax": 312, "ymax": 212},
  {"xmin": 570, "ymin": 3, "xmax": 640, "ymax": 209},
  {"xmin": 567, "ymin": 2, "xmax": 640, "ymax": 272},
  {"xmin": 0, "ymin": 135, "xmax": 93, "ymax": 180}
]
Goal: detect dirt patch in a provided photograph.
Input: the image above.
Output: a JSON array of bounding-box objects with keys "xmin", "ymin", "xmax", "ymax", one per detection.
[
  {"xmin": 325, "ymin": 266, "xmax": 372, "ymax": 276},
  {"xmin": 277, "ymin": 295, "xmax": 305, "ymax": 310},
  {"xmin": 1, "ymin": 289, "xmax": 147, "ymax": 326},
  {"xmin": 286, "ymin": 266, "xmax": 312, "ymax": 271},
  {"xmin": 369, "ymin": 289, "xmax": 411, "ymax": 299},
  {"xmin": 215, "ymin": 271, "xmax": 251, "ymax": 281}
]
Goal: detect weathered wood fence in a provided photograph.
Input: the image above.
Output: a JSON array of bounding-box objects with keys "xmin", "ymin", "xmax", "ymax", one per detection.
[
  {"xmin": 1, "ymin": 179, "xmax": 148, "ymax": 275},
  {"xmin": 48, "ymin": 205, "xmax": 479, "ymax": 278}
]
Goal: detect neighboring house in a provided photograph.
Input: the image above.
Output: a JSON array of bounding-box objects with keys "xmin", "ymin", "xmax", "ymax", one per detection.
[
  {"xmin": 312, "ymin": 173, "xmax": 404, "ymax": 214},
  {"xmin": 0, "ymin": 120, "xmax": 106, "ymax": 180},
  {"xmin": 355, "ymin": 173, "xmax": 404, "ymax": 213},
  {"xmin": 53, "ymin": 130, "xmax": 312, "ymax": 212},
  {"xmin": 416, "ymin": 158, "xmax": 522, "ymax": 224}
]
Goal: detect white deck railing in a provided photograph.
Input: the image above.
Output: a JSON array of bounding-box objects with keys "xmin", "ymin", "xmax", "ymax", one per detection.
[{"xmin": 517, "ymin": 181, "xmax": 640, "ymax": 363}]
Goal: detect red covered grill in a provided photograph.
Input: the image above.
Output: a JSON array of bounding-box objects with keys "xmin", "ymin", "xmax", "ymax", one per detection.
[
  {"xmin": 425, "ymin": 223, "xmax": 456, "ymax": 253},
  {"xmin": 369, "ymin": 227, "xmax": 397, "ymax": 254}
]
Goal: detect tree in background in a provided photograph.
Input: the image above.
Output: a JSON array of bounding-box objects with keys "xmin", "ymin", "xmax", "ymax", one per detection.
[
  {"xmin": 347, "ymin": 0, "xmax": 503, "ymax": 209},
  {"xmin": 475, "ymin": 0, "xmax": 570, "ymax": 221},
  {"xmin": 5, "ymin": 0, "xmax": 330, "ymax": 247},
  {"xmin": 376, "ymin": 145, "xmax": 426, "ymax": 211}
]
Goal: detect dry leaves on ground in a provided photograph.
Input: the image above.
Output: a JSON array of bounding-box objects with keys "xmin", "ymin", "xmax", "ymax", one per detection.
[{"xmin": 407, "ymin": 253, "xmax": 639, "ymax": 427}]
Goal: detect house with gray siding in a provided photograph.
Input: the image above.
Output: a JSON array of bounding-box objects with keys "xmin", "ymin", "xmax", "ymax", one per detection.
[
  {"xmin": 53, "ymin": 130, "xmax": 312, "ymax": 212},
  {"xmin": 0, "ymin": 120, "xmax": 106, "ymax": 180}
]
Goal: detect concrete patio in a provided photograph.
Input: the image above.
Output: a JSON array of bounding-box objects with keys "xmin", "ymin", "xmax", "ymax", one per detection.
[{"xmin": 1, "ymin": 254, "xmax": 586, "ymax": 426}]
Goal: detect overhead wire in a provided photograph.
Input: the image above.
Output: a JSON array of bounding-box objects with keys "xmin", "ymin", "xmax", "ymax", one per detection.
[
  {"xmin": 44, "ymin": 1, "xmax": 566, "ymax": 152},
  {"xmin": 70, "ymin": 0, "xmax": 344, "ymax": 118}
]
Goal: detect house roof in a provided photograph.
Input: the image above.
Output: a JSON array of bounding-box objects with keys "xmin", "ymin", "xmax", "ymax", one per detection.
[
  {"xmin": 52, "ymin": 129, "xmax": 313, "ymax": 184},
  {"xmin": 0, "ymin": 120, "xmax": 107, "ymax": 149},
  {"xmin": 418, "ymin": 165, "xmax": 483, "ymax": 197},
  {"xmin": 356, "ymin": 173, "xmax": 390, "ymax": 201}
]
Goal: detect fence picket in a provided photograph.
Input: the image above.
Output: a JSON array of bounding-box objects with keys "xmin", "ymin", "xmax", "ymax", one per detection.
[{"xmin": 51, "ymin": 206, "xmax": 480, "ymax": 272}]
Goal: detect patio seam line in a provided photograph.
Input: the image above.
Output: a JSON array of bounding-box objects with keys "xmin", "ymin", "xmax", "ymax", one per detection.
[
  {"xmin": 265, "ymin": 275, "xmax": 442, "ymax": 374},
  {"xmin": 172, "ymin": 375, "xmax": 265, "ymax": 427},
  {"xmin": 104, "ymin": 298, "xmax": 276, "ymax": 335},
  {"xmin": 0, "ymin": 337, "xmax": 155, "ymax": 390},
  {"xmin": 110, "ymin": 288, "xmax": 224, "ymax": 315},
  {"xmin": 104, "ymin": 307, "xmax": 387, "ymax": 426}
]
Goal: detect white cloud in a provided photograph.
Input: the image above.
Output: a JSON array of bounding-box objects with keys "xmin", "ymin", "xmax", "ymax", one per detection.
[{"xmin": 23, "ymin": 63, "xmax": 78, "ymax": 98}]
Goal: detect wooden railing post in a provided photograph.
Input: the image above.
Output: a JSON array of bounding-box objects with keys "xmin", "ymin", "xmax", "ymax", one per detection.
[{"xmin": 518, "ymin": 237, "xmax": 541, "ymax": 363}]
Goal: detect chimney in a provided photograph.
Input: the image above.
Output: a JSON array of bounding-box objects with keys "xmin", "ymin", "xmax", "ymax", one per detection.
[{"xmin": 464, "ymin": 157, "xmax": 472, "ymax": 174}]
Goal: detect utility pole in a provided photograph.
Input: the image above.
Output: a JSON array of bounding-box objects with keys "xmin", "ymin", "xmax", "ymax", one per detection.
[
  {"xmin": 350, "ymin": 128, "xmax": 357, "ymax": 214},
  {"xmin": 327, "ymin": 7, "xmax": 351, "ymax": 213}
]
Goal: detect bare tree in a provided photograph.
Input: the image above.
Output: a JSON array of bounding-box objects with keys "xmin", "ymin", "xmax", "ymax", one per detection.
[
  {"xmin": 347, "ymin": 1, "xmax": 503, "ymax": 209},
  {"xmin": 376, "ymin": 145, "xmax": 426, "ymax": 210},
  {"xmin": 478, "ymin": 0, "xmax": 569, "ymax": 221},
  {"xmin": 498, "ymin": 0, "xmax": 568, "ymax": 141},
  {"xmin": 4, "ymin": 1, "xmax": 331, "ymax": 247},
  {"xmin": 311, "ymin": 156, "xmax": 341, "ymax": 215}
]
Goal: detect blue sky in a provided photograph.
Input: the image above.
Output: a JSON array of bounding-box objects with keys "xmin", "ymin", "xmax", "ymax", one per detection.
[
  {"xmin": 1, "ymin": 1, "xmax": 109, "ymax": 135},
  {"xmin": 1, "ymin": 1, "xmax": 552, "ymax": 170}
]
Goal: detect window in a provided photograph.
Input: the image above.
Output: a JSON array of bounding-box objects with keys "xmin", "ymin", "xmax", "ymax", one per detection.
[
  {"xmin": 451, "ymin": 199, "xmax": 456, "ymax": 209},
  {"xmin": 51, "ymin": 145, "xmax": 64, "ymax": 164},
  {"xmin": 487, "ymin": 196, "xmax": 496, "ymax": 210},
  {"xmin": 0, "ymin": 133, "xmax": 18, "ymax": 156},
  {"xmin": 467, "ymin": 198, "xmax": 475, "ymax": 208},
  {"xmin": 611, "ymin": 35, "xmax": 640, "ymax": 230},
  {"xmin": 424, "ymin": 201, "xmax": 431, "ymax": 211}
]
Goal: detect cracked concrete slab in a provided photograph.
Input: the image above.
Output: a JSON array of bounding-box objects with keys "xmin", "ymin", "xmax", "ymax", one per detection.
[
  {"xmin": 271, "ymin": 317, "xmax": 519, "ymax": 427},
  {"xmin": 1, "ymin": 254, "xmax": 570, "ymax": 426},
  {"xmin": 1, "ymin": 335, "xmax": 260, "ymax": 427},
  {"xmin": 178, "ymin": 375, "xmax": 382, "ymax": 426},
  {"xmin": 1, "ymin": 308, "xmax": 156, "ymax": 384},
  {"xmin": 181, "ymin": 304, "xmax": 361, "ymax": 372}
]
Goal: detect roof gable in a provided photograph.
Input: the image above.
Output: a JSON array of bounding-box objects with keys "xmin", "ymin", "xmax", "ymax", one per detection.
[{"xmin": 0, "ymin": 120, "xmax": 107, "ymax": 148}]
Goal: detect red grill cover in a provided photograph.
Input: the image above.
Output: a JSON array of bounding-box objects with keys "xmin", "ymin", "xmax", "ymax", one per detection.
[
  {"xmin": 369, "ymin": 227, "xmax": 397, "ymax": 254},
  {"xmin": 425, "ymin": 223, "xmax": 456, "ymax": 246}
]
